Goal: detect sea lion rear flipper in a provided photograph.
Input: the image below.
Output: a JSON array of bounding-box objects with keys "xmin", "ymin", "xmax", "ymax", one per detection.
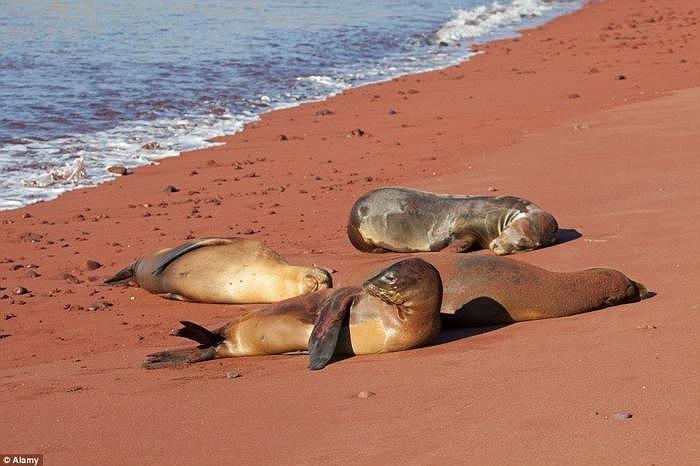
[
  {"xmin": 143, "ymin": 347, "xmax": 217, "ymax": 369},
  {"xmin": 103, "ymin": 263, "xmax": 135, "ymax": 286},
  {"xmin": 308, "ymin": 288, "xmax": 359, "ymax": 370},
  {"xmin": 143, "ymin": 321, "xmax": 226, "ymax": 368},
  {"xmin": 151, "ymin": 237, "xmax": 236, "ymax": 276},
  {"xmin": 159, "ymin": 293, "xmax": 190, "ymax": 302}
]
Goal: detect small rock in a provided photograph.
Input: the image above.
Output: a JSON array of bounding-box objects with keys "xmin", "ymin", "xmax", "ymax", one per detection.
[
  {"xmin": 163, "ymin": 185, "xmax": 180, "ymax": 193},
  {"xmin": 357, "ymin": 390, "xmax": 375, "ymax": 399},
  {"xmin": 242, "ymin": 228, "xmax": 256, "ymax": 235},
  {"xmin": 4, "ymin": 313, "xmax": 17, "ymax": 320},
  {"xmin": 107, "ymin": 165, "xmax": 130, "ymax": 176},
  {"xmin": 226, "ymin": 371, "xmax": 241, "ymax": 379},
  {"xmin": 637, "ymin": 324, "xmax": 657, "ymax": 330},
  {"xmin": 615, "ymin": 74, "xmax": 626, "ymax": 80},
  {"xmin": 26, "ymin": 270, "xmax": 41, "ymax": 278},
  {"xmin": 86, "ymin": 260, "xmax": 102, "ymax": 271},
  {"xmin": 611, "ymin": 412, "xmax": 633, "ymax": 420},
  {"xmin": 388, "ymin": 109, "xmax": 397, "ymax": 115},
  {"xmin": 13, "ymin": 286, "xmax": 29, "ymax": 295},
  {"xmin": 568, "ymin": 93, "xmax": 581, "ymax": 99},
  {"xmin": 142, "ymin": 141, "xmax": 161, "ymax": 150},
  {"xmin": 22, "ymin": 212, "xmax": 32, "ymax": 218},
  {"xmin": 348, "ymin": 128, "xmax": 366, "ymax": 137},
  {"xmin": 589, "ymin": 67, "xmax": 600, "ymax": 73},
  {"xmin": 60, "ymin": 273, "xmax": 83, "ymax": 284},
  {"xmin": 315, "ymin": 109, "xmax": 334, "ymax": 116},
  {"xmin": 278, "ymin": 134, "xmax": 289, "ymax": 141},
  {"xmin": 487, "ymin": 186, "xmax": 498, "ymax": 192}
]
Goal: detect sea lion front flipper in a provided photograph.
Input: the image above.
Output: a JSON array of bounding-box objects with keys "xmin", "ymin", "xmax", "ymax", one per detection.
[
  {"xmin": 451, "ymin": 234, "xmax": 477, "ymax": 253},
  {"xmin": 308, "ymin": 288, "xmax": 359, "ymax": 370},
  {"xmin": 159, "ymin": 293, "xmax": 190, "ymax": 302},
  {"xmin": 151, "ymin": 237, "xmax": 236, "ymax": 276}
]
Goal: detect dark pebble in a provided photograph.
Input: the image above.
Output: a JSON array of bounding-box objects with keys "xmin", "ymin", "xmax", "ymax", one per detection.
[
  {"xmin": 13, "ymin": 286, "xmax": 29, "ymax": 295},
  {"xmin": 163, "ymin": 185, "xmax": 180, "ymax": 193},
  {"xmin": 611, "ymin": 412, "xmax": 633, "ymax": 420},
  {"xmin": 107, "ymin": 166, "xmax": 130, "ymax": 176},
  {"xmin": 86, "ymin": 260, "xmax": 102, "ymax": 270},
  {"xmin": 142, "ymin": 141, "xmax": 161, "ymax": 150},
  {"xmin": 615, "ymin": 74, "xmax": 626, "ymax": 80}
]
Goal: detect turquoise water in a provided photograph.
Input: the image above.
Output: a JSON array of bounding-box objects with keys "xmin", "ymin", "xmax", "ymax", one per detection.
[{"xmin": 0, "ymin": 0, "xmax": 582, "ymax": 209}]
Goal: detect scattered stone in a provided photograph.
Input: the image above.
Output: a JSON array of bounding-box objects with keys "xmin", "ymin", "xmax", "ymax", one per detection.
[
  {"xmin": 22, "ymin": 212, "xmax": 32, "ymax": 219},
  {"xmin": 0, "ymin": 258, "xmax": 14, "ymax": 263},
  {"xmin": 107, "ymin": 165, "xmax": 131, "ymax": 176},
  {"xmin": 615, "ymin": 74, "xmax": 626, "ymax": 80},
  {"xmin": 11, "ymin": 300, "xmax": 26, "ymax": 305},
  {"xmin": 60, "ymin": 273, "xmax": 83, "ymax": 284},
  {"xmin": 568, "ymin": 93, "xmax": 581, "ymax": 99},
  {"xmin": 10, "ymin": 264, "xmax": 23, "ymax": 271},
  {"xmin": 315, "ymin": 109, "xmax": 334, "ymax": 116},
  {"xmin": 142, "ymin": 141, "xmax": 161, "ymax": 150},
  {"xmin": 226, "ymin": 371, "xmax": 241, "ymax": 379},
  {"xmin": 357, "ymin": 390, "xmax": 375, "ymax": 399},
  {"xmin": 13, "ymin": 286, "xmax": 29, "ymax": 295},
  {"xmin": 278, "ymin": 134, "xmax": 289, "ymax": 141},
  {"xmin": 242, "ymin": 228, "xmax": 256, "ymax": 235},
  {"xmin": 611, "ymin": 412, "xmax": 633, "ymax": 420},
  {"xmin": 19, "ymin": 232, "xmax": 43, "ymax": 243},
  {"xmin": 589, "ymin": 67, "xmax": 600, "ymax": 73},
  {"xmin": 86, "ymin": 260, "xmax": 102, "ymax": 271},
  {"xmin": 64, "ymin": 304, "xmax": 72, "ymax": 310},
  {"xmin": 388, "ymin": 109, "xmax": 397, "ymax": 115},
  {"xmin": 488, "ymin": 186, "xmax": 498, "ymax": 192},
  {"xmin": 4, "ymin": 313, "xmax": 17, "ymax": 320},
  {"xmin": 26, "ymin": 270, "xmax": 41, "ymax": 278},
  {"xmin": 86, "ymin": 301, "xmax": 113, "ymax": 312},
  {"xmin": 67, "ymin": 386, "xmax": 85, "ymax": 393},
  {"xmin": 163, "ymin": 185, "xmax": 180, "ymax": 193},
  {"xmin": 637, "ymin": 324, "xmax": 657, "ymax": 330},
  {"xmin": 348, "ymin": 128, "xmax": 366, "ymax": 137}
]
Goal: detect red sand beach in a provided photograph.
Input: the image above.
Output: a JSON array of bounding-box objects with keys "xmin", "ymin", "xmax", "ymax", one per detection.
[{"xmin": 2, "ymin": 0, "xmax": 699, "ymax": 464}]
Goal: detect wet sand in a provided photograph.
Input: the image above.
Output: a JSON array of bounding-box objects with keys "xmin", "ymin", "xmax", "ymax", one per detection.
[{"xmin": 2, "ymin": 0, "xmax": 699, "ymax": 464}]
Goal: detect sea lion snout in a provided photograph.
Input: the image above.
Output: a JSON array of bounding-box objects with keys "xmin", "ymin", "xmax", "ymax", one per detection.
[{"xmin": 305, "ymin": 268, "xmax": 333, "ymax": 292}]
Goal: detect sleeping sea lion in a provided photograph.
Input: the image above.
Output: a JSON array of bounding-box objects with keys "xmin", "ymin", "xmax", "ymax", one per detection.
[
  {"xmin": 144, "ymin": 258, "xmax": 443, "ymax": 370},
  {"xmin": 440, "ymin": 255, "xmax": 648, "ymax": 326},
  {"xmin": 104, "ymin": 237, "xmax": 332, "ymax": 304},
  {"xmin": 347, "ymin": 187, "xmax": 558, "ymax": 255}
]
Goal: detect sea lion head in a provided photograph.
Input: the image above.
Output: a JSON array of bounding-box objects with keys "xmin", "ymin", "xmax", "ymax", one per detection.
[
  {"xmin": 362, "ymin": 258, "xmax": 442, "ymax": 310},
  {"xmin": 302, "ymin": 267, "xmax": 333, "ymax": 293}
]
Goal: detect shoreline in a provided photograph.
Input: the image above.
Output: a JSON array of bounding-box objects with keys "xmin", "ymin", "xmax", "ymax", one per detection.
[
  {"xmin": 2, "ymin": 0, "xmax": 700, "ymax": 464},
  {"xmin": 2, "ymin": 1, "xmax": 584, "ymax": 212}
]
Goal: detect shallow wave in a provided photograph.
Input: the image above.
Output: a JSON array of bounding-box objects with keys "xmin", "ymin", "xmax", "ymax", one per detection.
[{"xmin": 436, "ymin": 0, "xmax": 563, "ymax": 44}]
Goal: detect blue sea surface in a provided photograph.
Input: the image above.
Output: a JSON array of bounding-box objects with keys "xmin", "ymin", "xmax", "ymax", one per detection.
[{"xmin": 0, "ymin": 0, "xmax": 582, "ymax": 209}]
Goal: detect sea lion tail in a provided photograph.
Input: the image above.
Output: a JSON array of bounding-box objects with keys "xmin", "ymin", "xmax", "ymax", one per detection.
[
  {"xmin": 143, "ymin": 321, "xmax": 225, "ymax": 369},
  {"xmin": 103, "ymin": 264, "xmax": 135, "ymax": 286}
]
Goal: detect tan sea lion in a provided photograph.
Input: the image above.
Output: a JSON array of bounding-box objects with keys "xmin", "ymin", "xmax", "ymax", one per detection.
[
  {"xmin": 348, "ymin": 187, "xmax": 558, "ymax": 255},
  {"xmin": 440, "ymin": 255, "xmax": 648, "ymax": 326},
  {"xmin": 144, "ymin": 258, "xmax": 443, "ymax": 370},
  {"xmin": 104, "ymin": 237, "xmax": 332, "ymax": 304}
]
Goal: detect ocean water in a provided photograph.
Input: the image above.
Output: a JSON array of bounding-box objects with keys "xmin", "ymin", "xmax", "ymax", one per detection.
[{"xmin": 0, "ymin": 0, "xmax": 582, "ymax": 210}]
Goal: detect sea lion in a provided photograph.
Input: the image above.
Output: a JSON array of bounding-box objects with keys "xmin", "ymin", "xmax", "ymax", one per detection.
[
  {"xmin": 440, "ymin": 255, "xmax": 648, "ymax": 326},
  {"xmin": 104, "ymin": 237, "xmax": 332, "ymax": 304},
  {"xmin": 348, "ymin": 187, "xmax": 558, "ymax": 255},
  {"xmin": 144, "ymin": 258, "xmax": 443, "ymax": 370}
]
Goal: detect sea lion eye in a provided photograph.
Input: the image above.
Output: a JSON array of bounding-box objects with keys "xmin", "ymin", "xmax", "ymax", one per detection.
[{"xmin": 383, "ymin": 271, "xmax": 397, "ymax": 284}]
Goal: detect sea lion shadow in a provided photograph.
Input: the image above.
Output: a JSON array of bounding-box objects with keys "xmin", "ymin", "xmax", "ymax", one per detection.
[
  {"xmin": 553, "ymin": 228, "xmax": 582, "ymax": 246},
  {"xmin": 429, "ymin": 296, "xmax": 514, "ymax": 346}
]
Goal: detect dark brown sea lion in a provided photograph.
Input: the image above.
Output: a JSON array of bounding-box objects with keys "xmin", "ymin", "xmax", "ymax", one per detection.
[
  {"xmin": 440, "ymin": 255, "xmax": 648, "ymax": 326},
  {"xmin": 104, "ymin": 237, "xmax": 332, "ymax": 304},
  {"xmin": 144, "ymin": 258, "xmax": 442, "ymax": 370},
  {"xmin": 347, "ymin": 187, "xmax": 558, "ymax": 255}
]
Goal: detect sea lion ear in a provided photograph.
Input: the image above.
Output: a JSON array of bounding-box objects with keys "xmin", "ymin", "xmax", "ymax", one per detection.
[{"xmin": 308, "ymin": 288, "xmax": 358, "ymax": 370}]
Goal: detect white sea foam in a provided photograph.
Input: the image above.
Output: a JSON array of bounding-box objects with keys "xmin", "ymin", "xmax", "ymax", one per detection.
[{"xmin": 436, "ymin": 0, "xmax": 555, "ymax": 44}]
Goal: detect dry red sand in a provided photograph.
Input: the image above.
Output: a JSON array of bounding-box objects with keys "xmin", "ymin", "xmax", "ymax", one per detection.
[{"xmin": 2, "ymin": 0, "xmax": 699, "ymax": 464}]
